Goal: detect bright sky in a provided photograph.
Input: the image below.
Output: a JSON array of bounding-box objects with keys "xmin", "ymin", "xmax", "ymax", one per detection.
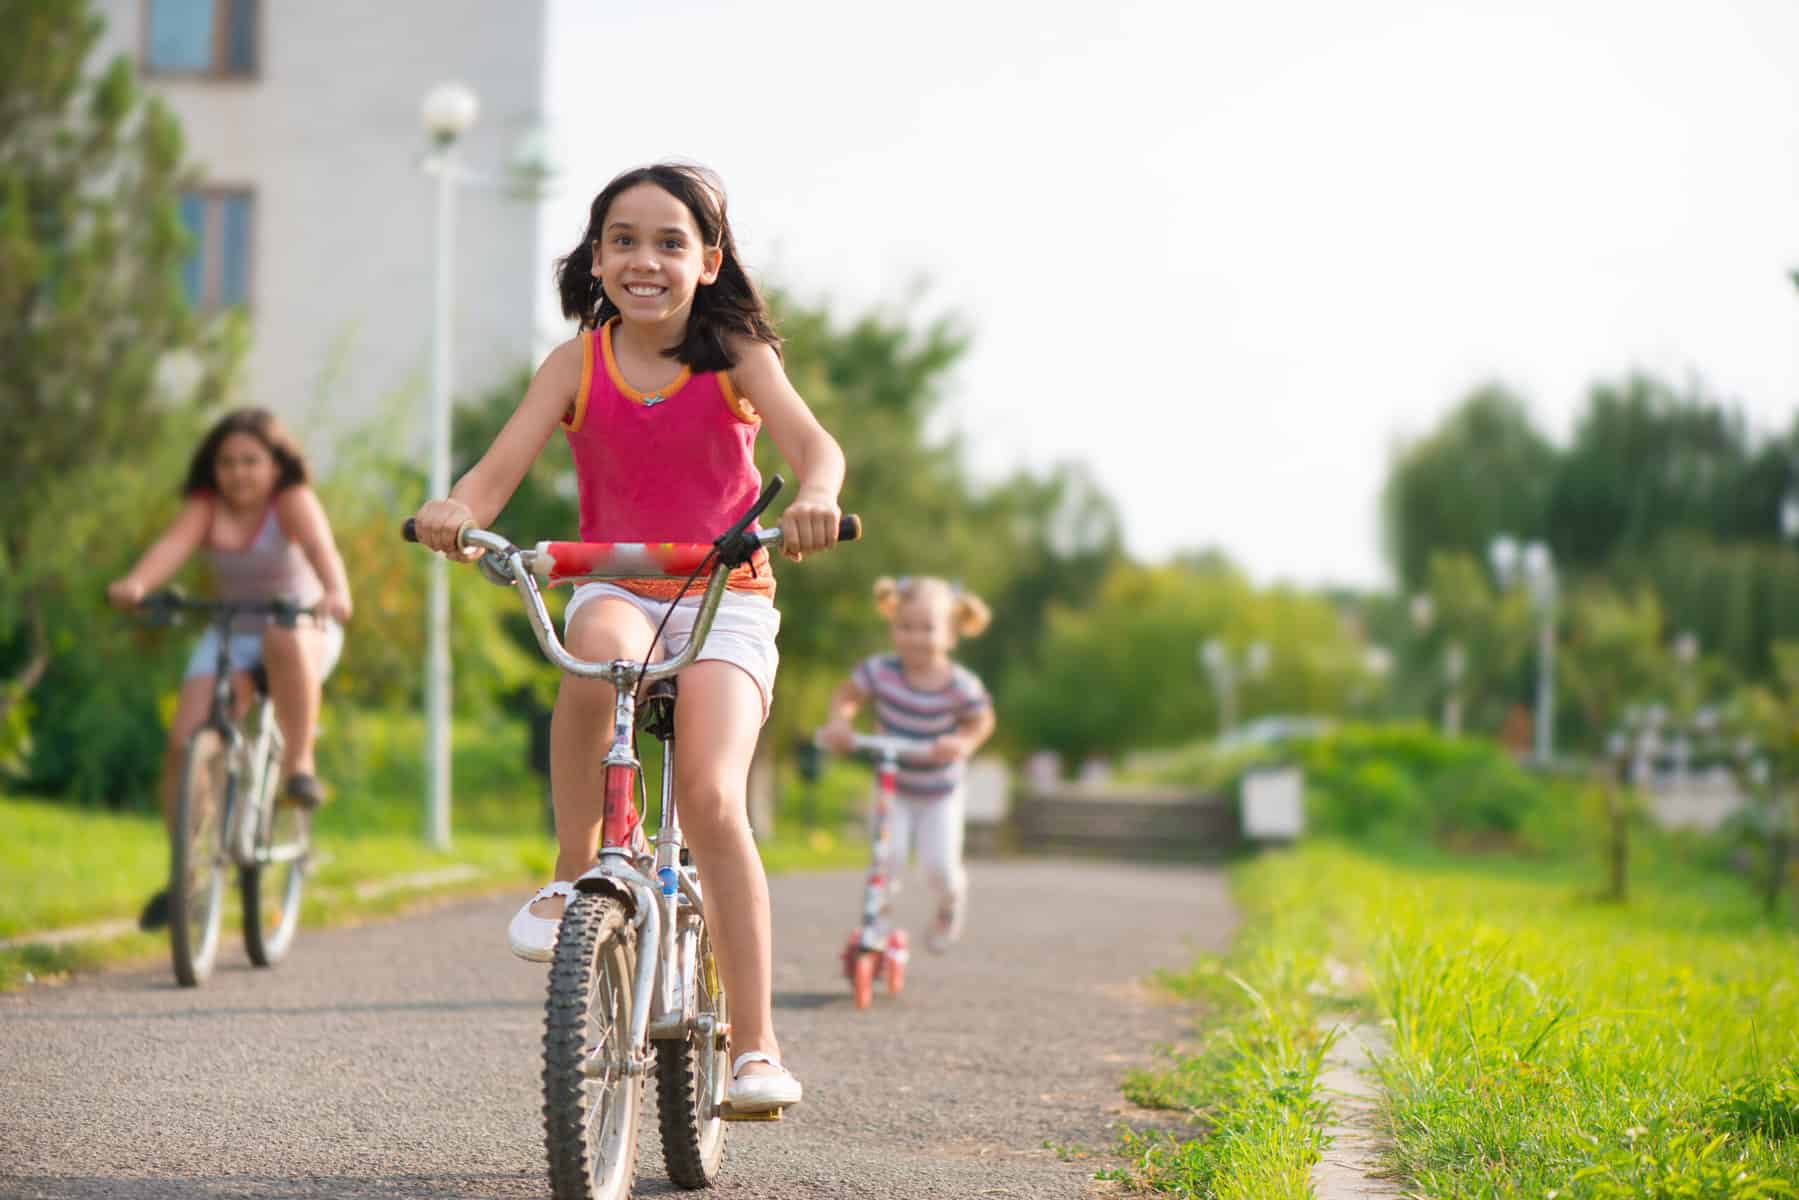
[{"xmin": 542, "ymin": 0, "xmax": 1799, "ymax": 590}]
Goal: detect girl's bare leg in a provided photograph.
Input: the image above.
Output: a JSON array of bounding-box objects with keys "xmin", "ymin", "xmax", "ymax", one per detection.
[
  {"xmin": 261, "ymin": 623, "xmax": 327, "ymax": 778},
  {"xmin": 671, "ymin": 660, "xmax": 782, "ymax": 1079},
  {"xmin": 536, "ymin": 598, "xmax": 657, "ymax": 920}
]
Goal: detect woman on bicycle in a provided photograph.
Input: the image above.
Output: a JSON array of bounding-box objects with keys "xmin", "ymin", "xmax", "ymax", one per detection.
[
  {"xmin": 411, "ymin": 163, "xmax": 845, "ymax": 1115},
  {"xmin": 107, "ymin": 408, "xmax": 353, "ymax": 927},
  {"xmin": 818, "ymin": 576, "xmax": 995, "ymax": 951}
]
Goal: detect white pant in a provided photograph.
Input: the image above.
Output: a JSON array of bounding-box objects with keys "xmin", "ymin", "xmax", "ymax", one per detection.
[{"xmin": 877, "ymin": 786, "xmax": 967, "ymax": 913}]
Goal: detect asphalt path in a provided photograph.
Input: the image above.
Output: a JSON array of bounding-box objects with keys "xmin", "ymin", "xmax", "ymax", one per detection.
[{"xmin": 1, "ymin": 858, "xmax": 1234, "ymax": 1198}]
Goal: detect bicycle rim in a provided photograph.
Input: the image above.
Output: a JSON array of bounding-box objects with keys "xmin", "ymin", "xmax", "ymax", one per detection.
[
  {"xmin": 169, "ymin": 727, "xmax": 229, "ymax": 987},
  {"xmin": 543, "ymin": 893, "xmax": 641, "ymax": 1200},
  {"xmin": 657, "ymin": 917, "xmax": 730, "ymax": 1187}
]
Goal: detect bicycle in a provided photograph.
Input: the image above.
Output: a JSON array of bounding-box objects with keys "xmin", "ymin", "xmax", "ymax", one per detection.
[
  {"xmin": 134, "ymin": 591, "xmax": 318, "ymax": 987},
  {"xmin": 815, "ymin": 732, "xmax": 930, "ymax": 1010},
  {"xmin": 404, "ymin": 475, "xmax": 859, "ymax": 1200}
]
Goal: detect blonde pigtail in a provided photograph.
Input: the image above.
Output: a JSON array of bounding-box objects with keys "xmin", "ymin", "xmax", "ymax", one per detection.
[
  {"xmin": 872, "ymin": 576, "xmax": 902, "ymax": 620},
  {"xmin": 953, "ymin": 591, "xmax": 992, "ymax": 638}
]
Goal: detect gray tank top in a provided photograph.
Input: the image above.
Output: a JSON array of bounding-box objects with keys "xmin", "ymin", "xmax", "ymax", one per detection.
[{"xmin": 208, "ymin": 504, "xmax": 323, "ymax": 630}]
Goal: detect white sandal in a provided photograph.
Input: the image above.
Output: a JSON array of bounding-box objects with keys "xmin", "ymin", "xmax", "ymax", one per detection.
[
  {"xmin": 726, "ymin": 1051, "xmax": 803, "ymax": 1112},
  {"xmin": 507, "ymin": 880, "xmax": 574, "ymax": 962}
]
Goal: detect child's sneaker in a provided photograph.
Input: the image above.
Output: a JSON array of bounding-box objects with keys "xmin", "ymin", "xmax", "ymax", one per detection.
[{"xmin": 926, "ymin": 899, "xmax": 963, "ymax": 954}]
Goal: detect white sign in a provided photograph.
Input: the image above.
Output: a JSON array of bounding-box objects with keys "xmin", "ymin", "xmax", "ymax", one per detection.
[{"xmin": 1241, "ymin": 766, "xmax": 1304, "ymax": 840}]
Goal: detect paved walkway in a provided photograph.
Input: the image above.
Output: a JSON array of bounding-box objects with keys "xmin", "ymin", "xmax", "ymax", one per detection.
[{"xmin": 1, "ymin": 858, "xmax": 1236, "ymax": 1198}]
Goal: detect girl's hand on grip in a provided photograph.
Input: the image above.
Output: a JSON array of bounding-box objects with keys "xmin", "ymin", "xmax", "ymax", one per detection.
[
  {"xmin": 929, "ymin": 734, "xmax": 971, "ymax": 765},
  {"xmin": 319, "ymin": 589, "xmax": 354, "ymax": 625},
  {"xmin": 818, "ymin": 720, "xmax": 854, "ymax": 755},
  {"xmin": 779, "ymin": 491, "xmax": 841, "ymax": 563},
  {"xmin": 413, "ymin": 499, "xmax": 481, "ymax": 561},
  {"xmin": 107, "ymin": 578, "xmax": 145, "ymax": 610}
]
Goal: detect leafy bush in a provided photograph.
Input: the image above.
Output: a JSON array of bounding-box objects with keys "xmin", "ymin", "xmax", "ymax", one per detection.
[{"xmin": 1295, "ymin": 722, "xmax": 1579, "ymax": 849}]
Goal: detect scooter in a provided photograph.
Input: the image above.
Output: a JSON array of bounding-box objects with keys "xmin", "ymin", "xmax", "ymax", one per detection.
[{"xmin": 817, "ymin": 731, "xmax": 928, "ymax": 1010}]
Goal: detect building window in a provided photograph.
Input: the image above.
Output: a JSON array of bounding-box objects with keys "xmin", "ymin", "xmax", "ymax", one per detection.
[
  {"xmin": 144, "ymin": 0, "xmax": 259, "ymax": 77},
  {"xmin": 178, "ymin": 189, "xmax": 254, "ymax": 310}
]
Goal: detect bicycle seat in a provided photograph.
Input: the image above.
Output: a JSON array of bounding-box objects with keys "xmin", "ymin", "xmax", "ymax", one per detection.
[{"xmin": 638, "ymin": 677, "xmax": 678, "ymax": 741}]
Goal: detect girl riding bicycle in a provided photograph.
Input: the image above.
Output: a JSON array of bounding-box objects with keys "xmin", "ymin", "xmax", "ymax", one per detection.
[
  {"xmin": 818, "ymin": 576, "xmax": 995, "ymax": 952},
  {"xmin": 411, "ymin": 162, "xmax": 845, "ymax": 1115},
  {"xmin": 107, "ymin": 408, "xmax": 353, "ymax": 927}
]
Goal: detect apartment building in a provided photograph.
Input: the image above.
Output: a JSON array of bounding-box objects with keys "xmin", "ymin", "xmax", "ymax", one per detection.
[{"xmin": 93, "ymin": 0, "xmax": 555, "ymax": 445}]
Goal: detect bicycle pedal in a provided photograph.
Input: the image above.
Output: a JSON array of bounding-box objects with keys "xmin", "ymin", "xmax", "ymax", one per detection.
[{"xmin": 718, "ymin": 1103, "xmax": 784, "ymax": 1122}]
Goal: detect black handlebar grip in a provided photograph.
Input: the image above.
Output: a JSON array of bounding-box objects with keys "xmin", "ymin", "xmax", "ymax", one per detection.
[
  {"xmin": 402, "ymin": 518, "xmax": 419, "ymax": 543},
  {"xmin": 838, "ymin": 514, "xmax": 862, "ymax": 543}
]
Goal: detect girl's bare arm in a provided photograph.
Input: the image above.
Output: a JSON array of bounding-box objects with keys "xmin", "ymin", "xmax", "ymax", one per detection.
[
  {"xmin": 818, "ymin": 677, "xmax": 868, "ymax": 751},
  {"xmin": 276, "ymin": 485, "xmax": 354, "ymax": 622},
  {"xmin": 107, "ymin": 496, "xmax": 212, "ymax": 606},
  {"xmin": 728, "ymin": 340, "xmax": 846, "ymax": 560},
  {"xmin": 412, "ymin": 337, "xmax": 583, "ymax": 555}
]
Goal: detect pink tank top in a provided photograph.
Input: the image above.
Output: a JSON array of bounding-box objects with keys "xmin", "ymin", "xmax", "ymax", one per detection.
[
  {"xmin": 205, "ymin": 498, "xmax": 323, "ymax": 630},
  {"xmin": 561, "ymin": 319, "xmax": 774, "ymax": 601}
]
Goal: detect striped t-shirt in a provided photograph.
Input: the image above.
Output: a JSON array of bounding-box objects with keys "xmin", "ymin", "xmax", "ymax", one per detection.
[{"xmin": 851, "ymin": 654, "xmax": 992, "ymax": 799}]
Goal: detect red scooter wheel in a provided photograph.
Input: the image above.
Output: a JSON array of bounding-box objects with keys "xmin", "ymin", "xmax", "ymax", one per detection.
[
  {"xmin": 884, "ymin": 930, "xmax": 908, "ymax": 995},
  {"xmin": 851, "ymin": 950, "xmax": 877, "ymax": 1010}
]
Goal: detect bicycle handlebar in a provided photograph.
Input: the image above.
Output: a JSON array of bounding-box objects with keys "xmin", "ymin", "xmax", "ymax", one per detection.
[
  {"xmin": 136, "ymin": 590, "xmax": 320, "ymax": 629},
  {"xmin": 816, "ymin": 730, "xmax": 936, "ymax": 766},
  {"xmin": 400, "ymin": 482, "xmax": 862, "ymax": 684}
]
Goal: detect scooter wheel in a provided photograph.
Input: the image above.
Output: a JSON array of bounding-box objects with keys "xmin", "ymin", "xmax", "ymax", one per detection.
[
  {"xmin": 884, "ymin": 953, "xmax": 905, "ymax": 995},
  {"xmin": 851, "ymin": 950, "xmax": 877, "ymax": 1010}
]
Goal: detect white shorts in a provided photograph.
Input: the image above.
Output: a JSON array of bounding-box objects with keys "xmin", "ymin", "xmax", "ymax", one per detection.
[
  {"xmin": 183, "ymin": 620, "xmax": 345, "ymax": 682},
  {"xmin": 564, "ymin": 584, "xmax": 781, "ymax": 721}
]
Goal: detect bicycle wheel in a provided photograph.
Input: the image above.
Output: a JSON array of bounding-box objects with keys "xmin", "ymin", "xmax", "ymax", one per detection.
[
  {"xmin": 544, "ymin": 892, "xmax": 642, "ymax": 1200},
  {"xmin": 169, "ymin": 726, "xmax": 231, "ymax": 987},
  {"xmin": 242, "ymin": 712, "xmax": 308, "ymax": 966},
  {"xmin": 657, "ymin": 916, "xmax": 730, "ymax": 1188}
]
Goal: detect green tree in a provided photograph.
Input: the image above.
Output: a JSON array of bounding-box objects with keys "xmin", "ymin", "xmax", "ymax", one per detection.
[
  {"xmin": 1, "ymin": 0, "xmax": 240, "ymax": 794},
  {"xmin": 1389, "ymin": 552, "xmax": 1534, "ymax": 736},
  {"xmin": 1547, "ymin": 375, "xmax": 1757, "ymax": 570},
  {"xmin": 1729, "ymin": 642, "xmax": 1799, "ymax": 915},
  {"xmin": 1003, "ymin": 558, "xmax": 1367, "ymax": 764},
  {"xmin": 1382, "ymin": 385, "xmax": 1557, "ymax": 591}
]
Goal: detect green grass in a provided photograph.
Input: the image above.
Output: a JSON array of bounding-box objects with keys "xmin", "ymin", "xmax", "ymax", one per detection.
[
  {"xmin": 3, "ymin": 709, "xmax": 874, "ymax": 991},
  {"xmin": 1210, "ymin": 842, "xmax": 1799, "ymax": 1199},
  {"xmin": 1099, "ymin": 859, "xmax": 1337, "ymax": 1198}
]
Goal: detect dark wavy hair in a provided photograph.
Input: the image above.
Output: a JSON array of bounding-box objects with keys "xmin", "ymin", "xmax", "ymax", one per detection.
[
  {"xmin": 555, "ymin": 163, "xmax": 780, "ymax": 373},
  {"xmin": 182, "ymin": 408, "xmax": 310, "ymax": 496}
]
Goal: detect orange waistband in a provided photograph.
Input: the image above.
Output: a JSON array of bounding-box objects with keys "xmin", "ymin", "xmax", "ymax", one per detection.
[{"xmin": 608, "ymin": 559, "xmax": 775, "ymax": 603}]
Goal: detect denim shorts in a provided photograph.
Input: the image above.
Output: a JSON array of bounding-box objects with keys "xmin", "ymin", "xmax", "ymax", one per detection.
[
  {"xmin": 564, "ymin": 584, "xmax": 780, "ymax": 721},
  {"xmin": 183, "ymin": 620, "xmax": 345, "ymax": 682}
]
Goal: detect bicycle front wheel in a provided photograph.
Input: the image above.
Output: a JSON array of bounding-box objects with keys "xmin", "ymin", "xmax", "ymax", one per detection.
[
  {"xmin": 657, "ymin": 916, "xmax": 730, "ymax": 1188},
  {"xmin": 169, "ymin": 727, "xmax": 231, "ymax": 987},
  {"xmin": 543, "ymin": 892, "xmax": 642, "ymax": 1200},
  {"xmin": 242, "ymin": 721, "xmax": 308, "ymax": 967}
]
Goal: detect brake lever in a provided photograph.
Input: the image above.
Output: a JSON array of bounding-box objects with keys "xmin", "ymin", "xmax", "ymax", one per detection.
[{"xmin": 713, "ymin": 475, "xmax": 785, "ymax": 567}]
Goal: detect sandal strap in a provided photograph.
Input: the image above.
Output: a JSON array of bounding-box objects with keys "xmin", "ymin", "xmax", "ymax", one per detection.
[{"xmin": 732, "ymin": 1051, "xmax": 783, "ymax": 1077}]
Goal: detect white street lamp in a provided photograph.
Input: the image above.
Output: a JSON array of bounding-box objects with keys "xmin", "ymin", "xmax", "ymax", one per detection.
[
  {"xmin": 1491, "ymin": 534, "xmax": 1557, "ymax": 766},
  {"xmin": 418, "ymin": 81, "xmax": 479, "ymax": 850}
]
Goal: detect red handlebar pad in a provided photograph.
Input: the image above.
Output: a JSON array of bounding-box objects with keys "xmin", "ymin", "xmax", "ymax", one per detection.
[{"xmin": 534, "ymin": 541, "xmax": 719, "ymax": 585}]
